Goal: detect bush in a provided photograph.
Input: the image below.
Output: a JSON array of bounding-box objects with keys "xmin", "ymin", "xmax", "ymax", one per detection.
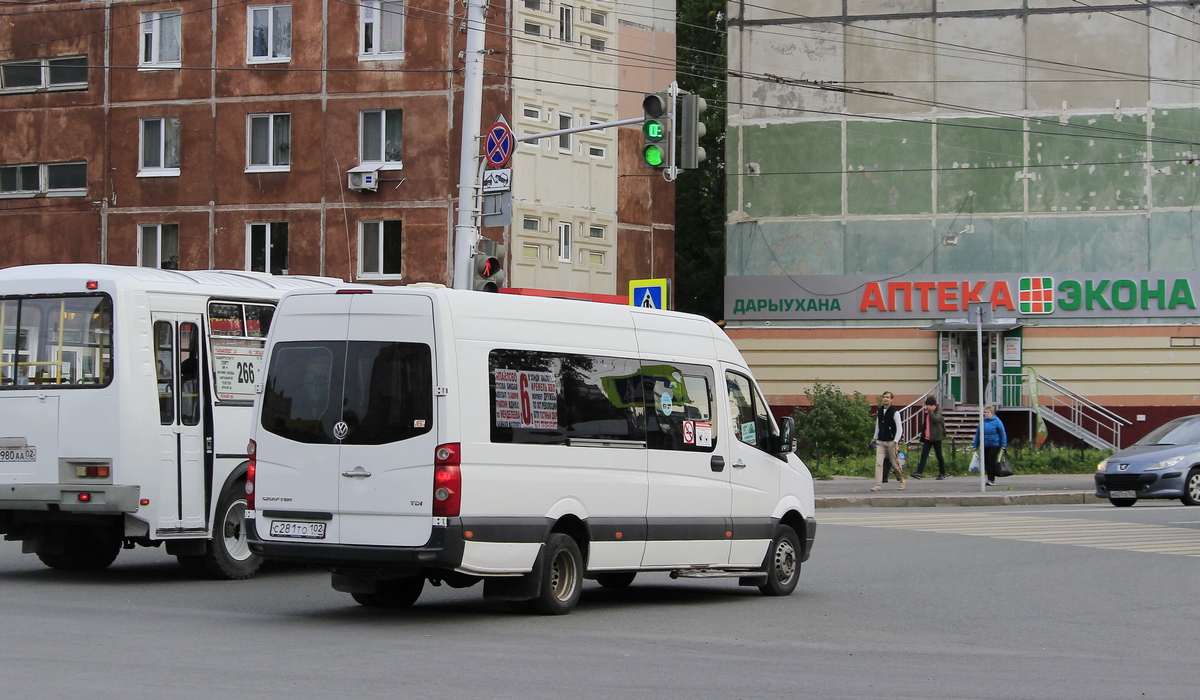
[
  {"xmin": 793, "ymin": 382, "xmax": 874, "ymax": 471},
  {"xmin": 806, "ymin": 441, "xmax": 1111, "ymax": 477}
]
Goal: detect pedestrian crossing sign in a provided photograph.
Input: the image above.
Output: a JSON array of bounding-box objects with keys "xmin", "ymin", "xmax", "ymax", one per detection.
[{"xmin": 629, "ymin": 278, "xmax": 670, "ymax": 309}]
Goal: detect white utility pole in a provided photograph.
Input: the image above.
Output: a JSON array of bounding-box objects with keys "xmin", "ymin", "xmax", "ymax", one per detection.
[{"xmin": 452, "ymin": 0, "xmax": 488, "ymax": 290}]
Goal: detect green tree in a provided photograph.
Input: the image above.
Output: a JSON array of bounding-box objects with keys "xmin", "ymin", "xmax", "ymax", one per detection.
[
  {"xmin": 792, "ymin": 383, "xmax": 874, "ymax": 463},
  {"xmin": 675, "ymin": 0, "xmax": 726, "ymax": 321}
]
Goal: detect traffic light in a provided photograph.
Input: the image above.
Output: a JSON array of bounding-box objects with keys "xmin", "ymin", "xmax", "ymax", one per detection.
[
  {"xmin": 680, "ymin": 94, "xmax": 708, "ymax": 170},
  {"xmin": 472, "ymin": 240, "xmax": 507, "ymax": 292},
  {"xmin": 642, "ymin": 92, "xmax": 670, "ymax": 169}
]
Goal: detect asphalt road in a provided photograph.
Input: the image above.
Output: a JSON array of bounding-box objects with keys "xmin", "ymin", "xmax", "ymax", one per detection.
[{"xmin": 2, "ymin": 502, "xmax": 1197, "ymax": 699}]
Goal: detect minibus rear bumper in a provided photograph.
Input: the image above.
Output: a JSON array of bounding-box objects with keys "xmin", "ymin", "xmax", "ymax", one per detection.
[
  {"xmin": 247, "ymin": 518, "xmax": 466, "ymax": 574},
  {"xmin": 0, "ymin": 484, "xmax": 141, "ymax": 514}
]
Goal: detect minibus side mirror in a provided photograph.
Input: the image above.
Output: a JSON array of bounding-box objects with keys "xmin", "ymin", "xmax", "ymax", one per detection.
[{"xmin": 775, "ymin": 416, "xmax": 796, "ymax": 461}]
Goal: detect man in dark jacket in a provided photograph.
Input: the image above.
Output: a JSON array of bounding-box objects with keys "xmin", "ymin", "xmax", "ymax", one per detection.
[
  {"xmin": 913, "ymin": 395, "xmax": 947, "ymax": 480},
  {"xmin": 870, "ymin": 391, "xmax": 905, "ymax": 491}
]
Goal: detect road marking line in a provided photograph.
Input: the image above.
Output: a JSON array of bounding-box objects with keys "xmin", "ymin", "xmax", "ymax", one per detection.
[{"xmin": 819, "ymin": 511, "xmax": 1200, "ymax": 557}]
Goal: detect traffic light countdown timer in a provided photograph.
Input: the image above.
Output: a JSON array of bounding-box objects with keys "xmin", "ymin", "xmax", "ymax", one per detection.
[{"xmin": 641, "ymin": 92, "xmax": 670, "ymax": 169}]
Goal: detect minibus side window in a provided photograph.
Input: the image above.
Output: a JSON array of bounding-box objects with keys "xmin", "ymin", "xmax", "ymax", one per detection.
[
  {"xmin": 261, "ymin": 342, "xmax": 341, "ymax": 444},
  {"xmin": 155, "ymin": 321, "xmax": 175, "ymax": 425},
  {"xmin": 726, "ymin": 371, "xmax": 774, "ymax": 453},
  {"xmin": 178, "ymin": 322, "xmax": 200, "ymax": 426},
  {"xmin": 643, "ymin": 363, "xmax": 717, "ymax": 452},
  {"xmin": 341, "ymin": 341, "xmax": 432, "ymax": 445},
  {"xmin": 489, "ymin": 349, "xmax": 645, "ymax": 445}
]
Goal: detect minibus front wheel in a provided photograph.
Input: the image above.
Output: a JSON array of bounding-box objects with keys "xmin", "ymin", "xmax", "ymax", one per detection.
[{"xmin": 758, "ymin": 525, "xmax": 801, "ymax": 597}]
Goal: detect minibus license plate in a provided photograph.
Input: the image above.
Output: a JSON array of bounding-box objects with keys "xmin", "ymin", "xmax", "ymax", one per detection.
[
  {"xmin": 270, "ymin": 520, "xmax": 326, "ymax": 539},
  {"xmin": 0, "ymin": 447, "xmax": 36, "ymax": 462},
  {"xmin": 1109, "ymin": 490, "xmax": 1137, "ymax": 499}
]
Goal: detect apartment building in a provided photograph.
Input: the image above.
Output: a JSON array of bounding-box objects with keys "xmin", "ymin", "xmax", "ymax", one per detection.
[{"xmin": 1, "ymin": 1, "xmax": 675, "ymax": 293}]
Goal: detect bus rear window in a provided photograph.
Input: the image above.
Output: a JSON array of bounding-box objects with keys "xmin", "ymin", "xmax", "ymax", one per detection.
[{"xmin": 0, "ymin": 294, "xmax": 113, "ymax": 388}]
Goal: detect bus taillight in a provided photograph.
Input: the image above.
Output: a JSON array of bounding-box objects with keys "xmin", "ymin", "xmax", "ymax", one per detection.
[
  {"xmin": 246, "ymin": 440, "xmax": 257, "ymax": 510},
  {"xmin": 433, "ymin": 443, "xmax": 461, "ymax": 517}
]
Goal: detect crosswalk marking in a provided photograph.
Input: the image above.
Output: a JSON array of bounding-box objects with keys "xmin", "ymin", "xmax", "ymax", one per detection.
[{"xmin": 819, "ymin": 511, "xmax": 1200, "ymax": 557}]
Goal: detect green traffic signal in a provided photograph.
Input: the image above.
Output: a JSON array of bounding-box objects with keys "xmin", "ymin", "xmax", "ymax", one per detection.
[{"xmin": 643, "ymin": 144, "xmax": 665, "ymax": 167}]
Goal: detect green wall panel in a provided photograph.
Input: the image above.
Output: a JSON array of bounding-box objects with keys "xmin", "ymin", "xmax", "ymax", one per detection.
[
  {"xmin": 844, "ymin": 219, "xmax": 938, "ymax": 274},
  {"xmin": 1029, "ymin": 115, "xmax": 1148, "ymax": 213},
  {"xmin": 1026, "ymin": 215, "xmax": 1149, "ymax": 271},
  {"xmin": 740, "ymin": 121, "xmax": 842, "ymax": 217},
  {"xmin": 1151, "ymin": 107, "xmax": 1200, "ymax": 208},
  {"xmin": 936, "ymin": 117, "xmax": 1025, "ymax": 214},
  {"xmin": 932, "ymin": 218, "xmax": 1026, "ymax": 273},
  {"xmin": 727, "ymin": 220, "xmax": 845, "ymax": 276},
  {"xmin": 846, "ymin": 121, "xmax": 933, "ymax": 215},
  {"xmin": 1148, "ymin": 211, "xmax": 1200, "ymax": 270}
]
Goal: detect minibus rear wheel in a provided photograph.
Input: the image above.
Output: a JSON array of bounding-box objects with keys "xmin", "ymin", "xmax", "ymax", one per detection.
[
  {"xmin": 530, "ymin": 533, "xmax": 583, "ymax": 615},
  {"xmin": 351, "ymin": 577, "xmax": 425, "ymax": 608},
  {"xmin": 194, "ymin": 480, "xmax": 262, "ymax": 580},
  {"xmin": 758, "ymin": 525, "xmax": 801, "ymax": 597},
  {"xmin": 594, "ymin": 571, "xmax": 636, "ymax": 589}
]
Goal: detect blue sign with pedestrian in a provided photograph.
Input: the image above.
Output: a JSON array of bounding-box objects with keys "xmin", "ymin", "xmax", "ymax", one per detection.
[{"xmin": 629, "ymin": 278, "xmax": 670, "ymax": 309}]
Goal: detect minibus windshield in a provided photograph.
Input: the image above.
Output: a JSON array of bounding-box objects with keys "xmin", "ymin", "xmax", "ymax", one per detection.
[{"xmin": 0, "ymin": 294, "xmax": 114, "ymax": 388}]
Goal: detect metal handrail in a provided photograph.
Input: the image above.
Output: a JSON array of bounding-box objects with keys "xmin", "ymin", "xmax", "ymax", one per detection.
[
  {"xmin": 988, "ymin": 371, "xmax": 1131, "ymax": 448},
  {"xmin": 899, "ymin": 376, "xmax": 944, "ymax": 443}
]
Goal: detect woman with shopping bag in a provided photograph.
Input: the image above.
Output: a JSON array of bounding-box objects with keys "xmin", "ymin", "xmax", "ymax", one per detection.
[{"xmin": 972, "ymin": 406, "xmax": 1008, "ymax": 486}]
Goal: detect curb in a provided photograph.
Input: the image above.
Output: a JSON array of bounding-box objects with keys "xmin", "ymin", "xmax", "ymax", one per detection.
[{"xmin": 816, "ymin": 492, "xmax": 1103, "ymax": 509}]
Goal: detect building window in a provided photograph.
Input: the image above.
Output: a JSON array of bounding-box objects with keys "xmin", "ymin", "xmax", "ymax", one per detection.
[
  {"xmin": 524, "ymin": 0, "xmax": 543, "ymax": 10},
  {"xmin": 587, "ymin": 251, "xmax": 605, "ymax": 266},
  {"xmin": 139, "ymin": 117, "xmax": 181, "ymax": 176},
  {"xmin": 589, "ymin": 10, "xmax": 606, "ymax": 26},
  {"xmin": 558, "ymin": 222, "xmax": 572, "ymax": 262},
  {"xmin": 524, "ymin": 23, "xmax": 542, "ymax": 37},
  {"xmin": 522, "ymin": 217, "xmax": 540, "ymax": 231},
  {"xmin": 588, "ymin": 144, "xmax": 605, "ymax": 159},
  {"xmin": 522, "ymin": 105, "xmax": 541, "ymax": 120},
  {"xmin": 249, "ymin": 5, "xmax": 292, "ymax": 63},
  {"xmin": 359, "ymin": 220, "xmax": 402, "ymax": 277},
  {"xmin": 139, "ymin": 224, "xmax": 180, "ymax": 269},
  {"xmin": 559, "ymin": 5, "xmax": 573, "ymax": 44},
  {"xmin": 360, "ymin": 109, "xmax": 402, "ymax": 165},
  {"xmin": 558, "ymin": 113, "xmax": 571, "ymax": 152},
  {"xmin": 589, "ymin": 37, "xmax": 606, "ymax": 52},
  {"xmin": 1, "ymin": 56, "xmax": 87, "ymax": 92},
  {"xmin": 247, "ymin": 222, "xmax": 289, "ymax": 274},
  {"xmin": 360, "ymin": 0, "xmax": 405, "ymax": 59},
  {"xmin": 588, "ymin": 225, "xmax": 604, "ymax": 239},
  {"xmin": 522, "ymin": 244, "xmax": 540, "ymax": 259},
  {"xmin": 140, "ymin": 11, "xmax": 182, "ymax": 68},
  {"xmin": 247, "ymin": 113, "xmax": 290, "ymax": 171},
  {"xmin": 2, "ymin": 162, "xmax": 87, "ymax": 197}
]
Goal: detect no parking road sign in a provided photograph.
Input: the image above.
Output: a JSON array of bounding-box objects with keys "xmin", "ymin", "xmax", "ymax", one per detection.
[
  {"xmin": 629, "ymin": 278, "xmax": 670, "ymax": 309},
  {"xmin": 486, "ymin": 116, "xmax": 515, "ymax": 168}
]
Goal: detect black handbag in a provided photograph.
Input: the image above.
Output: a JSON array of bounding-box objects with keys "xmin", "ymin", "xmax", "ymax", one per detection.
[{"xmin": 997, "ymin": 449, "xmax": 1014, "ymax": 478}]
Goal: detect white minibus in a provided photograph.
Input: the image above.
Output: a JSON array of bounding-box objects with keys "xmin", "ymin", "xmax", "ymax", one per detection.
[
  {"xmin": 0, "ymin": 264, "xmax": 348, "ymax": 578},
  {"xmin": 247, "ymin": 287, "xmax": 817, "ymax": 614}
]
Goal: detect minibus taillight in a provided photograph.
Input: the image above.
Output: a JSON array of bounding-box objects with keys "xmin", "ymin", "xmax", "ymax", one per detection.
[
  {"xmin": 246, "ymin": 440, "xmax": 257, "ymax": 510},
  {"xmin": 433, "ymin": 443, "xmax": 461, "ymax": 517}
]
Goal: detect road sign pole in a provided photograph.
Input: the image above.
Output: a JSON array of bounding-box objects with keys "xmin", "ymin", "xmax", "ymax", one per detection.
[{"xmin": 453, "ymin": 0, "xmax": 487, "ymax": 290}]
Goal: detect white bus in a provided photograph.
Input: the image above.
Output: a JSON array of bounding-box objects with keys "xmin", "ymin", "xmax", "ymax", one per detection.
[{"xmin": 0, "ymin": 264, "xmax": 349, "ymax": 578}]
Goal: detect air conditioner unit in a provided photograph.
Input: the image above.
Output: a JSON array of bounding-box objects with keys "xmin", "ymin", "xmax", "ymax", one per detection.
[{"xmin": 347, "ymin": 169, "xmax": 379, "ymax": 192}]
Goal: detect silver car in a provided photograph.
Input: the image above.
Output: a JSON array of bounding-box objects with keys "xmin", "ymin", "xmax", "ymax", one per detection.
[{"xmin": 1095, "ymin": 415, "xmax": 1200, "ymax": 507}]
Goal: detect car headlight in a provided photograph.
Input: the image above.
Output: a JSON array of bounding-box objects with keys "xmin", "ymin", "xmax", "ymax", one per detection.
[
  {"xmin": 1096, "ymin": 459, "xmax": 1108, "ymax": 472},
  {"xmin": 1147, "ymin": 455, "xmax": 1185, "ymax": 471}
]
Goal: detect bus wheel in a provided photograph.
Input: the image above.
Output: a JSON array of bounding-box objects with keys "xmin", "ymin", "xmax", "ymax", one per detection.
[
  {"xmin": 37, "ymin": 526, "xmax": 121, "ymax": 572},
  {"xmin": 196, "ymin": 480, "xmax": 262, "ymax": 580},
  {"xmin": 758, "ymin": 525, "xmax": 801, "ymax": 597},
  {"xmin": 530, "ymin": 533, "xmax": 583, "ymax": 615}
]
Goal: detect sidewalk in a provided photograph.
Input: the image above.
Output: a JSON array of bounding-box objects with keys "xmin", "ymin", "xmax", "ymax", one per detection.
[{"xmin": 814, "ymin": 473, "xmax": 1102, "ymax": 508}]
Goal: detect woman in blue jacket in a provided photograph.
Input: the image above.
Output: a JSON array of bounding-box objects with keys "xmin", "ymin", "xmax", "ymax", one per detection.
[{"xmin": 973, "ymin": 406, "xmax": 1008, "ymax": 486}]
